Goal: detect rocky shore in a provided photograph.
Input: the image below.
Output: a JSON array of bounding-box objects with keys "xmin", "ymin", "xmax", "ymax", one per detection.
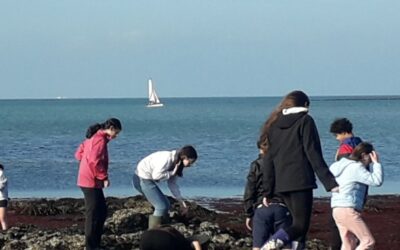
[{"xmin": 2, "ymin": 194, "xmax": 399, "ymax": 249}]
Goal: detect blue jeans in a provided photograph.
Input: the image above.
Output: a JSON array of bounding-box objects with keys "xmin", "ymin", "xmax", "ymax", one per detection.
[
  {"xmin": 132, "ymin": 174, "xmax": 170, "ymax": 216},
  {"xmin": 252, "ymin": 204, "xmax": 292, "ymax": 248}
]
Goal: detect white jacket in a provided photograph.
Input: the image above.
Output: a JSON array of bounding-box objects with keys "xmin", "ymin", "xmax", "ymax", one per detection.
[
  {"xmin": 135, "ymin": 150, "xmax": 183, "ymax": 200},
  {"xmin": 0, "ymin": 169, "xmax": 8, "ymax": 200},
  {"xmin": 330, "ymin": 158, "xmax": 383, "ymax": 211}
]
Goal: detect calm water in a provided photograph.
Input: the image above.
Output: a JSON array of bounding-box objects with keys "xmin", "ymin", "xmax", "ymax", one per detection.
[{"xmin": 0, "ymin": 97, "xmax": 399, "ymax": 198}]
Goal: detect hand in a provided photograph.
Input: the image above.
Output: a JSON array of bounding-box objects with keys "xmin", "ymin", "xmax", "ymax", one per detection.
[
  {"xmin": 262, "ymin": 197, "xmax": 270, "ymax": 207},
  {"xmin": 245, "ymin": 217, "xmax": 252, "ymax": 231},
  {"xmin": 103, "ymin": 179, "xmax": 110, "ymax": 188},
  {"xmin": 191, "ymin": 241, "xmax": 202, "ymax": 250},
  {"xmin": 369, "ymin": 151, "xmax": 379, "ymax": 164},
  {"xmin": 180, "ymin": 200, "xmax": 189, "ymax": 215},
  {"xmin": 181, "ymin": 200, "xmax": 188, "ymax": 208},
  {"xmin": 331, "ymin": 186, "xmax": 339, "ymax": 193}
]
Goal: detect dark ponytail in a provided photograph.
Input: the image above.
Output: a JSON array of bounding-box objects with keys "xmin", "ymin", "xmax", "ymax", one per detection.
[
  {"xmin": 171, "ymin": 145, "xmax": 198, "ymax": 177},
  {"xmin": 85, "ymin": 117, "xmax": 122, "ymax": 139}
]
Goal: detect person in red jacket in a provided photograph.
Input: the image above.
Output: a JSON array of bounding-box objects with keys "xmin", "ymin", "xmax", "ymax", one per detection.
[{"xmin": 75, "ymin": 118, "xmax": 122, "ymax": 250}]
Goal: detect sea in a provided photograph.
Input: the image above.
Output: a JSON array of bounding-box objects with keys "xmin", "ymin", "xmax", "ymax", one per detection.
[{"xmin": 0, "ymin": 96, "xmax": 399, "ymax": 199}]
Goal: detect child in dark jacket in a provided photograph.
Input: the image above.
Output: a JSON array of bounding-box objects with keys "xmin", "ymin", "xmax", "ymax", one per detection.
[
  {"xmin": 243, "ymin": 141, "xmax": 292, "ymax": 250},
  {"xmin": 330, "ymin": 118, "xmax": 363, "ymax": 161}
]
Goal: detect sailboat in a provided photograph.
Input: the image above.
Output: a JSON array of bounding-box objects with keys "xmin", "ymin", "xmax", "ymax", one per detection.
[{"xmin": 146, "ymin": 79, "xmax": 164, "ymax": 108}]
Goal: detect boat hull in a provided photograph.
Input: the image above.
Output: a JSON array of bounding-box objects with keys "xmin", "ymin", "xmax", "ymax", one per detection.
[{"xmin": 146, "ymin": 103, "xmax": 164, "ymax": 108}]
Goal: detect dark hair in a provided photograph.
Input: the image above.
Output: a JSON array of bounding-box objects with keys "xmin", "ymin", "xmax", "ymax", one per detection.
[
  {"xmin": 330, "ymin": 118, "xmax": 353, "ymax": 134},
  {"xmin": 256, "ymin": 139, "xmax": 267, "ymax": 156},
  {"xmin": 0, "ymin": 163, "xmax": 3, "ymax": 171},
  {"xmin": 173, "ymin": 145, "xmax": 198, "ymax": 177},
  {"xmin": 259, "ymin": 90, "xmax": 310, "ymax": 152},
  {"xmin": 86, "ymin": 118, "xmax": 122, "ymax": 139},
  {"xmin": 349, "ymin": 142, "xmax": 374, "ymax": 161}
]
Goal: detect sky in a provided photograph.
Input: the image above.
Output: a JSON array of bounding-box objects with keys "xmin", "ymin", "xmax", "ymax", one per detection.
[{"xmin": 1, "ymin": 1, "xmax": 399, "ymax": 99}]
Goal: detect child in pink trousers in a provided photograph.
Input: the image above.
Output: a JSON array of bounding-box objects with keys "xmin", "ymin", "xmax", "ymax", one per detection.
[{"xmin": 329, "ymin": 142, "xmax": 383, "ymax": 250}]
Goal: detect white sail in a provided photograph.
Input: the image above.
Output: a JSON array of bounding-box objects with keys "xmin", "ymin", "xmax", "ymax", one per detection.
[{"xmin": 147, "ymin": 79, "xmax": 164, "ymax": 107}]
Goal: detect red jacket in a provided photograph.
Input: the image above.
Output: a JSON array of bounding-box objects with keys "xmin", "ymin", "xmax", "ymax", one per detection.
[{"xmin": 75, "ymin": 130, "xmax": 109, "ymax": 188}]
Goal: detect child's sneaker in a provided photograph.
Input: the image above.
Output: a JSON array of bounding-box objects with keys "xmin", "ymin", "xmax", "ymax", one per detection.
[{"xmin": 261, "ymin": 239, "xmax": 285, "ymax": 250}]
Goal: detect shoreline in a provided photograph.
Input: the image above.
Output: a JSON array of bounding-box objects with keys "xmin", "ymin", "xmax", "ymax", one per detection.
[{"xmin": 8, "ymin": 180, "xmax": 400, "ymax": 199}]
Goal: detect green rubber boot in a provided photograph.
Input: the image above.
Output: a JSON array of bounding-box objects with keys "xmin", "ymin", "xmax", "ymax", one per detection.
[{"xmin": 148, "ymin": 215, "xmax": 162, "ymax": 229}]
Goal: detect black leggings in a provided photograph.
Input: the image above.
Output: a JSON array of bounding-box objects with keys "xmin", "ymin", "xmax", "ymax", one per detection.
[
  {"xmin": 280, "ymin": 189, "xmax": 313, "ymax": 243},
  {"xmin": 329, "ymin": 212, "xmax": 342, "ymax": 250},
  {"xmin": 81, "ymin": 187, "xmax": 107, "ymax": 250}
]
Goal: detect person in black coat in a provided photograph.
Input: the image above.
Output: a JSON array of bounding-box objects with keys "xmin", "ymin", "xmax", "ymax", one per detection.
[
  {"xmin": 243, "ymin": 141, "xmax": 292, "ymax": 250},
  {"xmin": 258, "ymin": 90, "xmax": 339, "ymax": 250}
]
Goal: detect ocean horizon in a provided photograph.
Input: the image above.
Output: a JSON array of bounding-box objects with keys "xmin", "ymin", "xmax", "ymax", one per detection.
[{"xmin": 1, "ymin": 96, "xmax": 399, "ymax": 199}]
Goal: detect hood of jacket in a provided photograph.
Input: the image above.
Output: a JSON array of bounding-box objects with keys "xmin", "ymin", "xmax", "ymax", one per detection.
[
  {"xmin": 275, "ymin": 107, "xmax": 308, "ymax": 129},
  {"xmin": 329, "ymin": 157, "xmax": 355, "ymax": 177}
]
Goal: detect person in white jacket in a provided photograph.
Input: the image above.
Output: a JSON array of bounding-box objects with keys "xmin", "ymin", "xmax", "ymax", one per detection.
[
  {"xmin": 133, "ymin": 145, "xmax": 198, "ymax": 229},
  {"xmin": 0, "ymin": 163, "xmax": 8, "ymax": 230},
  {"xmin": 330, "ymin": 142, "xmax": 383, "ymax": 250}
]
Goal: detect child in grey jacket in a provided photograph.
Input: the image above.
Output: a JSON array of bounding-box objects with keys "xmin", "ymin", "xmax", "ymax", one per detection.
[{"xmin": 330, "ymin": 142, "xmax": 383, "ymax": 250}]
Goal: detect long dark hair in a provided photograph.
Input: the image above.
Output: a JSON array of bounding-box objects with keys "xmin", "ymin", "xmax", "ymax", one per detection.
[
  {"xmin": 86, "ymin": 118, "xmax": 122, "ymax": 139},
  {"xmin": 349, "ymin": 142, "xmax": 374, "ymax": 161},
  {"xmin": 171, "ymin": 145, "xmax": 198, "ymax": 177},
  {"xmin": 259, "ymin": 90, "xmax": 310, "ymax": 152}
]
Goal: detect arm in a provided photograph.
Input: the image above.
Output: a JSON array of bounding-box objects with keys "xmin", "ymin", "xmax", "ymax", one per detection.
[
  {"xmin": 353, "ymin": 152, "xmax": 383, "ymax": 186},
  {"xmin": 354, "ymin": 163, "xmax": 383, "ymax": 186},
  {"xmin": 167, "ymin": 176, "xmax": 183, "ymax": 201},
  {"xmin": 0, "ymin": 172, "xmax": 7, "ymax": 190},
  {"xmin": 302, "ymin": 116, "xmax": 338, "ymax": 191},
  {"xmin": 88, "ymin": 137, "xmax": 108, "ymax": 181},
  {"xmin": 191, "ymin": 241, "xmax": 202, "ymax": 250},
  {"xmin": 261, "ymin": 153, "xmax": 275, "ymax": 199},
  {"xmin": 243, "ymin": 161, "xmax": 258, "ymax": 218},
  {"xmin": 74, "ymin": 143, "xmax": 85, "ymax": 161}
]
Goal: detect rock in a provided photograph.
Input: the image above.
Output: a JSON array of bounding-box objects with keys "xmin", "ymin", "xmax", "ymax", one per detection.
[
  {"xmin": 4, "ymin": 195, "xmax": 332, "ymax": 249},
  {"xmin": 105, "ymin": 209, "xmax": 147, "ymax": 234}
]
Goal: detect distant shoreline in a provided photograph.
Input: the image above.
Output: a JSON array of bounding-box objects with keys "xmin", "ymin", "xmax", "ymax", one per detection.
[{"xmin": 1, "ymin": 95, "xmax": 400, "ymax": 101}]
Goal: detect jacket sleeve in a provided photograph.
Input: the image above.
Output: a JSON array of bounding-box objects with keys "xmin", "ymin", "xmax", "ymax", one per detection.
[
  {"xmin": 302, "ymin": 116, "xmax": 338, "ymax": 191},
  {"xmin": 167, "ymin": 176, "xmax": 183, "ymax": 200},
  {"xmin": 0, "ymin": 171, "xmax": 7, "ymax": 190},
  {"xmin": 353, "ymin": 163, "xmax": 383, "ymax": 187},
  {"xmin": 243, "ymin": 161, "xmax": 257, "ymax": 218},
  {"xmin": 261, "ymin": 153, "xmax": 275, "ymax": 199},
  {"xmin": 88, "ymin": 137, "xmax": 108, "ymax": 181},
  {"xmin": 74, "ymin": 142, "xmax": 85, "ymax": 161}
]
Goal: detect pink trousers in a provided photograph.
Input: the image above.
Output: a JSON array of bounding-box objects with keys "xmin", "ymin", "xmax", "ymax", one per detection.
[{"xmin": 332, "ymin": 207, "xmax": 375, "ymax": 250}]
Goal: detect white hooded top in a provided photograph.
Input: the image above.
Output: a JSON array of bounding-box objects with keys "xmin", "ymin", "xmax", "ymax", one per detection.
[
  {"xmin": 330, "ymin": 157, "xmax": 383, "ymax": 211},
  {"xmin": 135, "ymin": 150, "xmax": 183, "ymax": 200}
]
